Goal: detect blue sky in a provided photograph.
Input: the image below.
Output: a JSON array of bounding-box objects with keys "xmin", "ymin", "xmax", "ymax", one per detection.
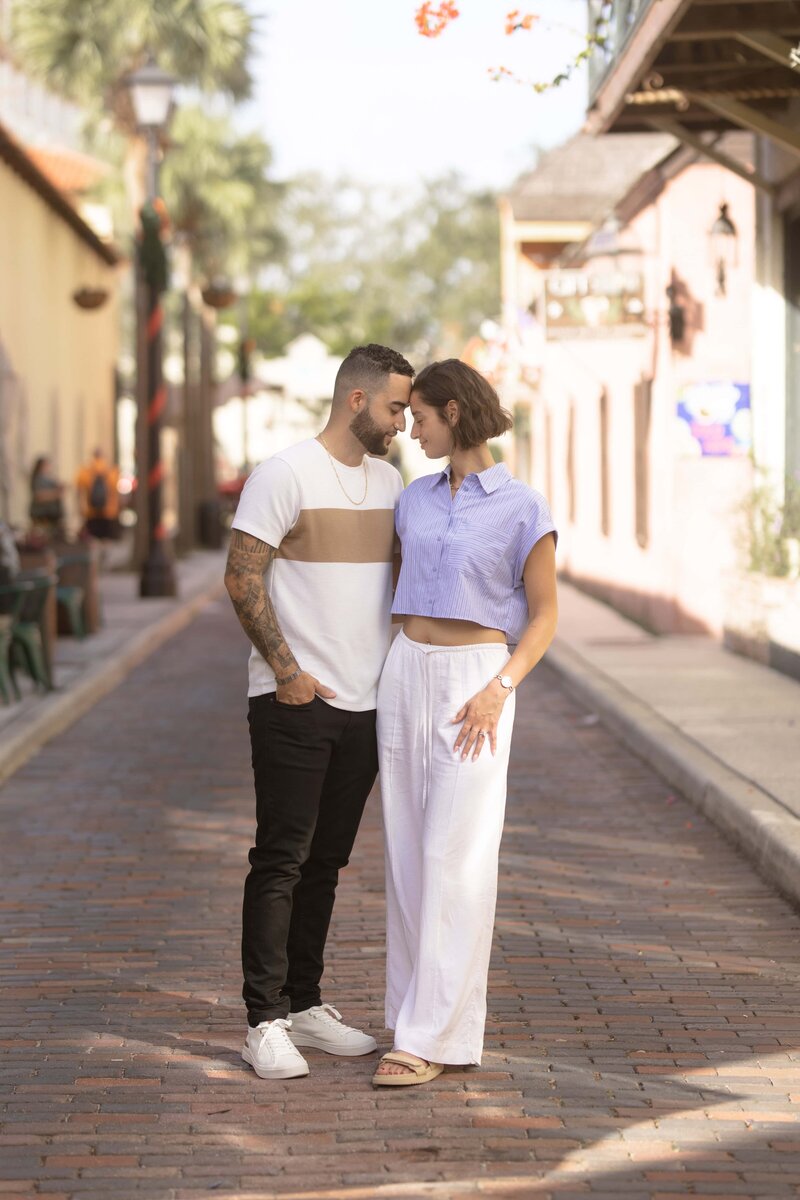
[{"xmin": 242, "ymin": 0, "xmax": 589, "ymax": 189}]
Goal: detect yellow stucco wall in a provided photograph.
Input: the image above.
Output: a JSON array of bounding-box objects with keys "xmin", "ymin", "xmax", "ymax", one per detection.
[{"xmin": 0, "ymin": 158, "xmax": 120, "ymax": 532}]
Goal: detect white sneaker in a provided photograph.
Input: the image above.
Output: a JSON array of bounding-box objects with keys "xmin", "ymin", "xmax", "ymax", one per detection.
[
  {"xmin": 242, "ymin": 1018, "xmax": 309, "ymax": 1079},
  {"xmin": 287, "ymin": 1003, "xmax": 378, "ymax": 1056}
]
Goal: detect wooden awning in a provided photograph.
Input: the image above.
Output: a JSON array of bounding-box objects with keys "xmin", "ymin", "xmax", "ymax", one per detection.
[{"xmin": 586, "ymin": 0, "xmax": 800, "ymax": 184}]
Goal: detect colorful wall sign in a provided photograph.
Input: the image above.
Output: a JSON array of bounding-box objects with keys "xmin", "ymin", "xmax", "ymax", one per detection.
[{"xmin": 676, "ymin": 381, "xmax": 751, "ymax": 457}]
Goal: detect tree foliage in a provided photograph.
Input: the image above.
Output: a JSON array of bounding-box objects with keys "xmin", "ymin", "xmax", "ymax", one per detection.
[
  {"xmin": 161, "ymin": 106, "xmax": 284, "ymax": 280},
  {"xmin": 242, "ymin": 173, "xmax": 500, "ymax": 362},
  {"xmin": 10, "ymin": 0, "xmax": 256, "ymax": 120},
  {"xmin": 11, "ymin": 0, "xmax": 278, "ymax": 286}
]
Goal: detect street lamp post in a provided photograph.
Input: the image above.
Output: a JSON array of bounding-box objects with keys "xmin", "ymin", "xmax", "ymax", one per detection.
[{"xmin": 124, "ymin": 56, "xmax": 177, "ymax": 597}]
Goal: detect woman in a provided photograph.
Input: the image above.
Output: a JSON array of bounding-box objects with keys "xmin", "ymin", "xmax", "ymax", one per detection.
[
  {"xmin": 29, "ymin": 456, "xmax": 64, "ymax": 538},
  {"xmin": 373, "ymin": 359, "xmax": 558, "ymax": 1087}
]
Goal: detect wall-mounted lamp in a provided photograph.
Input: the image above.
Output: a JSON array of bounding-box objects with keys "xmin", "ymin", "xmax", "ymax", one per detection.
[{"xmin": 709, "ymin": 203, "xmax": 738, "ymax": 296}]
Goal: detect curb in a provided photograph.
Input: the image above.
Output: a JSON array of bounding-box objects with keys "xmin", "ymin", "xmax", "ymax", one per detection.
[
  {"xmin": 545, "ymin": 638, "xmax": 800, "ymax": 910},
  {"xmin": 0, "ymin": 572, "xmax": 225, "ymax": 789}
]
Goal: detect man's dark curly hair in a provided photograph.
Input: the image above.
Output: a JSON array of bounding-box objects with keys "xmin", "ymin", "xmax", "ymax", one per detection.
[{"xmin": 333, "ymin": 344, "xmax": 414, "ymax": 404}]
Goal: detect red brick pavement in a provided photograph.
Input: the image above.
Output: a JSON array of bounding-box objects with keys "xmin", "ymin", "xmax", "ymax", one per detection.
[{"xmin": 2, "ymin": 597, "xmax": 800, "ymax": 1199}]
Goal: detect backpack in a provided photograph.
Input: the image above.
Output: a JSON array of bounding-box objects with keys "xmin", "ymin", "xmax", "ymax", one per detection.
[{"xmin": 89, "ymin": 472, "xmax": 108, "ymax": 510}]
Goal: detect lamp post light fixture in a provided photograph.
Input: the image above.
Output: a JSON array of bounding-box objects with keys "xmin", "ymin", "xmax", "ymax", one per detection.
[
  {"xmin": 123, "ymin": 55, "xmax": 177, "ymax": 597},
  {"xmin": 125, "ymin": 56, "xmax": 176, "ymax": 195},
  {"xmin": 709, "ymin": 203, "xmax": 738, "ymax": 297}
]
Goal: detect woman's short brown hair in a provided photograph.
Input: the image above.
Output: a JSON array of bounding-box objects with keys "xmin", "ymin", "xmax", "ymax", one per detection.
[{"xmin": 412, "ymin": 359, "xmax": 513, "ymax": 450}]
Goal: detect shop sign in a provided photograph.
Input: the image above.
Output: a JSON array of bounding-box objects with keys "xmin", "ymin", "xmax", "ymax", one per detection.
[
  {"xmin": 542, "ymin": 270, "xmax": 646, "ymax": 339},
  {"xmin": 676, "ymin": 381, "xmax": 751, "ymax": 457}
]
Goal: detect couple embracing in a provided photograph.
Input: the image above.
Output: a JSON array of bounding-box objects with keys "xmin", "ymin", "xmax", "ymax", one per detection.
[{"xmin": 224, "ymin": 343, "xmax": 558, "ymax": 1087}]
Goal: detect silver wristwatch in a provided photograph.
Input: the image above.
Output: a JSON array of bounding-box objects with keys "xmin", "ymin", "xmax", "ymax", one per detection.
[{"xmin": 495, "ymin": 674, "xmax": 514, "ymax": 693}]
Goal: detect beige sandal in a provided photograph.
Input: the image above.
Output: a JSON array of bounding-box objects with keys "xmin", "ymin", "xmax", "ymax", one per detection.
[{"xmin": 372, "ymin": 1050, "xmax": 444, "ymax": 1087}]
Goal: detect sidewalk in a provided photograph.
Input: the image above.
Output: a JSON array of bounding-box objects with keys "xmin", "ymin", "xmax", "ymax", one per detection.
[
  {"xmin": 548, "ymin": 581, "xmax": 800, "ymax": 908},
  {"xmin": 0, "ymin": 548, "xmax": 226, "ymax": 787}
]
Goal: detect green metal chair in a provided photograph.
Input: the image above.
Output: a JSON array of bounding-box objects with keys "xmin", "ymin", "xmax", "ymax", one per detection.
[
  {"xmin": 55, "ymin": 552, "xmax": 88, "ymax": 640},
  {"xmin": 10, "ymin": 573, "xmax": 56, "ymax": 692},
  {"xmin": 0, "ymin": 581, "xmax": 32, "ymax": 703}
]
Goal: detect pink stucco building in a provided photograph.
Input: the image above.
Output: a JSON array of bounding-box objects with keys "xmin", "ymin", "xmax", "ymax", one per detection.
[{"xmin": 499, "ymin": 131, "xmax": 796, "ymax": 653}]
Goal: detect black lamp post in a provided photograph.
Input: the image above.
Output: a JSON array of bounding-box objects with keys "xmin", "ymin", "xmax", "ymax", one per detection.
[{"xmin": 123, "ymin": 56, "xmax": 177, "ymax": 597}]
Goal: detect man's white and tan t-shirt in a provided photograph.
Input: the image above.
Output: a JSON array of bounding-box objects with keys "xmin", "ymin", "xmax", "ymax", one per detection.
[{"xmin": 232, "ymin": 438, "xmax": 403, "ymax": 712}]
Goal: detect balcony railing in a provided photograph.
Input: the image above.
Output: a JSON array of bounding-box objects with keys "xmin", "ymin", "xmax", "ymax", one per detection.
[{"xmin": 588, "ymin": 0, "xmax": 656, "ymax": 102}]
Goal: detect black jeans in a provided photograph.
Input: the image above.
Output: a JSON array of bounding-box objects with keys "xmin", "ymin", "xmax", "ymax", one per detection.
[{"xmin": 242, "ymin": 693, "xmax": 378, "ymax": 1027}]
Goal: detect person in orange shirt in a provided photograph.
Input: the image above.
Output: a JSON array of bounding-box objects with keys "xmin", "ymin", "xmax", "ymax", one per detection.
[{"xmin": 76, "ymin": 449, "xmax": 120, "ymax": 542}]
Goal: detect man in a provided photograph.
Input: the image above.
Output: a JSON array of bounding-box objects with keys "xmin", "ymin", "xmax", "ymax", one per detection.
[{"xmin": 225, "ymin": 343, "xmax": 413, "ymax": 1080}]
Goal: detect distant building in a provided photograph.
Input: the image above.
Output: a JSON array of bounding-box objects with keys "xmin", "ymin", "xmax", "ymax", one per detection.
[
  {"xmin": 0, "ymin": 118, "xmax": 120, "ymax": 530},
  {"xmin": 574, "ymin": 0, "xmax": 800, "ymax": 676},
  {"xmin": 214, "ymin": 335, "xmax": 342, "ymax": 473},
  {"xmin": 0, "ymin": 17, "xmax": 121, "ymax": 531},
  {"xmin": 500, "ymin": 129, "xmax": 770, "ymax": 650}
]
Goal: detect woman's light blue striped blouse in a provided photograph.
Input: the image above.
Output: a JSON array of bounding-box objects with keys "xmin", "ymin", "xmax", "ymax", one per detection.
[{"xmin": 391, "ymin": 462, "xmax": 557, "ymax": 643}]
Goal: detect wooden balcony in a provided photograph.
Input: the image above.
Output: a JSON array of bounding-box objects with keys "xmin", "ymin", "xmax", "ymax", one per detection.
[{"xmin": 587, "ymin": 0, "xmax": 800, "ymax": 172}]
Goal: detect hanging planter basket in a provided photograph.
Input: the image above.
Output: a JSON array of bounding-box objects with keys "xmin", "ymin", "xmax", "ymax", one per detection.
[
  {"xmin": 72, "ymin": 286, "xmax": 110, "ymax": 310},
  {"xmin": 201, "ymin": 280, "xmax": 237, "ymax": 310}
]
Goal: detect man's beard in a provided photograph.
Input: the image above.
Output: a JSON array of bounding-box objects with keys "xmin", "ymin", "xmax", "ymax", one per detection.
[{"xmin": 350, "ymin": 405, "xmax": 389, "ymax": 456}]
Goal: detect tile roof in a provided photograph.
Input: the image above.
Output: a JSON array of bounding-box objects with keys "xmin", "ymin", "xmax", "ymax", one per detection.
[
  {"xmin": 506, "ymin": 131, "xmax": 678, "ymax": 222},
  {"xmin": 26, "ymin": 144, "xmax": 109, "ymax": 194},
  {"xmin": 0, "ymin": 119, "xmax": 118, "ymax": 264}
]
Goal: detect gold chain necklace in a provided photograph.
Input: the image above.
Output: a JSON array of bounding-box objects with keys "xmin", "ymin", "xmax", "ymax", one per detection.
[{"xmin": 317, "ymin": 434, "xmax": 369, "ymax": 506}]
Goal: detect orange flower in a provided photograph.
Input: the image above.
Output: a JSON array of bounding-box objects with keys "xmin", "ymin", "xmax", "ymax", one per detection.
[
  {"xmin": 488, "ymin": 65, "xmax": 515, "ymax": 82},
  {"xmin": 415, "ymin": 1, "xmax": 460, "ymax": 38},
  {"xmin": 152, "ymin": 195, "xmax": 171, "ymax": 234},
  {"xmin": 505, "ymin": 9, "xmax": 538, "ymax": 34}
]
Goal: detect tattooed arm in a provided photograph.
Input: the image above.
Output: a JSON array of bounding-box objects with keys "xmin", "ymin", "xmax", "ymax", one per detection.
[{"xmin": 224, "ymin": 529, "xmax": 335, "ymax": 703}]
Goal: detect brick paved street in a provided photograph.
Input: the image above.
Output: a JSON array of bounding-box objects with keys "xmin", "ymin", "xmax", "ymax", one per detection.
[{"xmin": 2, "ymin": 598, "xmax": 800, "ymax": 1199}]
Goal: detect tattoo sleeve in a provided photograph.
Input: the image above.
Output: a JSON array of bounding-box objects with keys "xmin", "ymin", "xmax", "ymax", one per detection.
[{"xmin": 224, "ymin": 530, "xmax": 300, "ymax": 678}]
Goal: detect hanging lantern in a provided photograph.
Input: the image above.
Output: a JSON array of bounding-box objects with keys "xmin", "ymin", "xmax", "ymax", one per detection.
[{"xmin": 709, "ymin": 203, "xmax": 738, "ymax": 297}]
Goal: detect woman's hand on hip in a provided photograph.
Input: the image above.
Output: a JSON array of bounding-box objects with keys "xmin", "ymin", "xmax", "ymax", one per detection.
[{"xmin": 452, "ymin": 680, "xmax": 507, "ymax": 760}]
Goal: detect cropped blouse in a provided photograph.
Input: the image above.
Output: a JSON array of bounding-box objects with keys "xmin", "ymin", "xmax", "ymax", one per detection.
[{"xmin": 391, "ymin": 462, "xmax": 557, "ymax": 643}]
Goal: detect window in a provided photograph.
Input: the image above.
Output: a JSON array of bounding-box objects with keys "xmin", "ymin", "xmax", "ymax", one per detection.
[
  {"xmin": 599, "ymin": 389, "xmax": 610, "ymax": 537},
  {"xmin": 567, "ymin": 401, "xmax": 576, "ymax": 524},
  {"xmin": 634, "ymin": 379, "xmax": 652, "ymax": 549}
]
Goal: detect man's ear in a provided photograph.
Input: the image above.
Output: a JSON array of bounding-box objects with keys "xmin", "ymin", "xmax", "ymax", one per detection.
[{"xmin": 348, "ymin": 388, "xmax": 367, "ymax": 412}]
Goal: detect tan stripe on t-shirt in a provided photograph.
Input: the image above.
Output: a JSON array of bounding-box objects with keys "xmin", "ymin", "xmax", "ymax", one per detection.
[{"xmin": 277, "ymin": 507, "xmax": 396, "ymax": 563}]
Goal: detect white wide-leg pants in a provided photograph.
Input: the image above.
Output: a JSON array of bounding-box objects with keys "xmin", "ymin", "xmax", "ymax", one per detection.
[{"xmin": 376, "ymin": 629, "xmax": 516, "ymax": 1066}]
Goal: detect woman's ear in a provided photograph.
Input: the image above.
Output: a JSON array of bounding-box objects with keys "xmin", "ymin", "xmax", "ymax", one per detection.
[{"xmin": 445, "ymin": 399, "xmax": 459, "ymax": 426}]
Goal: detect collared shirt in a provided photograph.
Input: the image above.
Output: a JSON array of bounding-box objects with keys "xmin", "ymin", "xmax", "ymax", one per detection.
[{"xmin": 391, "ymin": 462, "xmax": 557, "ymax": 643}]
